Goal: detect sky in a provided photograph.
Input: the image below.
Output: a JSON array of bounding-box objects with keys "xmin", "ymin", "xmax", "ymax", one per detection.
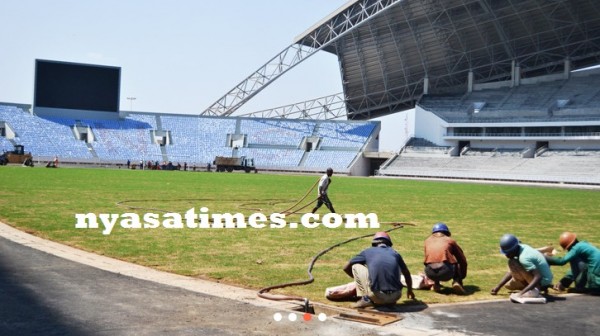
[{"xmin": 0, "ymin": 0, "xmax": 409, "ymax": 151}]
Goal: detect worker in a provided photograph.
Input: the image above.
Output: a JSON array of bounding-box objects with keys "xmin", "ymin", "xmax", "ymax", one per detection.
[
  {"xmin": 546, "ymin": 232, "xmax": 600, "ymax": 294},
  {"xmin": 424, "ymin": 222, "xmax": 468, "ymax": 294},
  {"xmin": 491, "ymin": 234, "xmax": 553, "ymax": 300},
  {"xmin": 311, "ymin": 167, "xmax": 335, "ymax": 214},
  {"xmin": 343, "ymin": 231, "xmax": 415, "ymax": 308}
]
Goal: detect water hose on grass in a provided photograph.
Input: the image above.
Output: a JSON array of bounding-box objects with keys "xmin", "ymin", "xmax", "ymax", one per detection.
[
  {"xmin": 256, "ymin": 223, "xmax": 409, "ymax": 310},
  {"xmin": 278, "ymin": 177, "xmax": 319, "ymax": 215},
  {"xmin": 115, "ymin": 180, "xmax": 416, "ymax": 312}
]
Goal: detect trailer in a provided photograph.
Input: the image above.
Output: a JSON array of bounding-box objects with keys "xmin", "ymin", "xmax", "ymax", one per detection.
[{"xmin": 214, "ymin": 156, "xmax": 256, "ymax": 173}]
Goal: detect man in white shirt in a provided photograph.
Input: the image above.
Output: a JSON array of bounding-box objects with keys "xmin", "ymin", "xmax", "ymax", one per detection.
[{"xmin": 311, "ymin": 167, "xmax": 336, "ymax": 213}]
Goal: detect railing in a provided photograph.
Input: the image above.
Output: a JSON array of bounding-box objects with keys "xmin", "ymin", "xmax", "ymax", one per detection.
[
  {"xmin": 438, "ymin": 115, "xmax": 600, "ymax": 123},
  {"xmin": 448, "ymin": 132, "xmax": 600, "ymax": 137}
]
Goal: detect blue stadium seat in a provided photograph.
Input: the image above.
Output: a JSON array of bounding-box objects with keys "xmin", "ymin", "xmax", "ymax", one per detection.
[{"xmin": 0, "ymin": 104, "xmax": 377, "ymax": 171}]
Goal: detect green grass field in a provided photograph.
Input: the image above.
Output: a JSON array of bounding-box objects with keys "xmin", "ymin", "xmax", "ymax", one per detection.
[{"xmin": 0, "ymin": 166, "xmax": 598, "ymax": 305}]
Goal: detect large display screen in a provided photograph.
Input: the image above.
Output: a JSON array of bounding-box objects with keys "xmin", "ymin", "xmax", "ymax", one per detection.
[{"xmin": 34, "ymin": 59, "xmax": 121, "ymax": 112}]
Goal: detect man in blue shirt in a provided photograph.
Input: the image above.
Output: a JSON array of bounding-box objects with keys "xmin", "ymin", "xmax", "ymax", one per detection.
[{"xmin": 343, "ymin": 231, "xmax": 415, "ymax": 308}]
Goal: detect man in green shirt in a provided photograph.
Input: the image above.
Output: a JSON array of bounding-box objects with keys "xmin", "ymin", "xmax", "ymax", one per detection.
[
  {"xmin": 546, "ymin": 231, "xmax": 600, "ymax": 294},
  {"xmin": 491, "ymin": 234, "xmax": 553, "ymax": 300}
]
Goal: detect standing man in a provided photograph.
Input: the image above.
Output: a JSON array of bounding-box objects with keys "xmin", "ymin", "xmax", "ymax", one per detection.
[
  {"xmin": 546, "ymin": 231, "xmax": 600, "ymax": 294},
  {"xmin": 424, "ymin": 222, "xmax": 468, "ymax": 294},
  {"xmin": 491, "ymin": 234, "xmax": 553, "ymax": 300},
  {"xmin": 311, "ymin": 167, "xmax": 335, "ymax": 214},
  {"xmin": 343, "ymin": 232, "xmax": 415, "ymax": 308}
]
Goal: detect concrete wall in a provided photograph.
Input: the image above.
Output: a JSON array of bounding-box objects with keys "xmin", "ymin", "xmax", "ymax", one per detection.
[
  {"xmin": 349, "ymin": 153, "xmax": 369, "ymax": 176},
  {"xmin": 34, "ymin": 107, "xmax": 124, "ymax": 120},
  {"xmin": 550, "ymin": 141, "xmax": 600, "ymax": 150},
  {"xmin": 414, "ymin": 106, "xmax": 449, "ymax": 145},
  {"xmin": 467, "ymin": 140, "xmax": 535, "ymax": 150},
  {"xmin": 363, "ymin": 121, "xmax": 381, "ymax": 152}
]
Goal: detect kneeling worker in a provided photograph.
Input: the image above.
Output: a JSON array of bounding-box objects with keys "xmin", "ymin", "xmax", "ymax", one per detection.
[
  {"xmin": 546, "ymin": 231, "xmax": 600, "ymax": 294},
  {"xmin": 343, "ymin": 232, "xmax": 415, "ymax": 308},
  {"xmin": 424, "ymin": 222, "xmax": 468, "ymax": 294},
  {"xmin": 491, "ymin": 234, "xmax": 553, "ymax": 299}
]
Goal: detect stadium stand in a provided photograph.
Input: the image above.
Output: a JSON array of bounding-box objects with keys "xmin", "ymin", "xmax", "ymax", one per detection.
[
  {"xmin": 159, "ymin": 114, "xmax": 202, "ymax": 163},
  {"xmin": 0, "ymin": 106, "xmax": 92, "ymax": 159},
  {"xmin": 315, "ymin": 121, "xmax": 376, "ymax": 149},
  {"xmin": 379, "ymin": 67, "xmax": 600, "ymax": 185},
  {"xmin": 237, "ymin": 147, "xmax": 304, "ymax": 167},
  {"xmin": 379, "ymin": 137, "xmax": 600, "ymax": 185},
  {"xmin": 419, "ymin": 72, "xmax": 600, "ymax": 123},
  {"xmin": 128, "ymin": 113, "xmax": 158, "ymax": 129},
  {"xmin": 0, "ymin": 133, "xmax": 13, "ymax": 153},
  {"xmin": 302, "ymin": 150, "xmax": 358, "ymax": 170},
  {"xmin": 240, "ymin": 119, "xmax": 315, "ymax": 147},
  {"xmin": 80, "ymin": 118, "xmax": 162, "ymax": 162},
  {"xmin": 0, "ymin": 104, "xmax": 376, "ymax": 173},
  {"xmin": 5, "ymin": 96, "xmax": 597, "ymax": 183},
  {"xmin": 160, "ymin": 115, "xmax": 237, "ymax": 165},
  {"xmin": 380, "ymin": 154, "xmax": 600, "ymax": 185},
  {"xmin": 400, "ymin": 138, "xmax": 451, "ymax": 157}
]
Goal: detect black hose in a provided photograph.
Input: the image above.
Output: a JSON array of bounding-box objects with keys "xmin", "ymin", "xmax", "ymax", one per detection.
[{"xmin": 256, "ymin": 224, "xmax": 407, "ymax": 305}]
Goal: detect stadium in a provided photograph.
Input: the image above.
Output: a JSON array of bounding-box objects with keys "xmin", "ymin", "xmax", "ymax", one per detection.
[
  {"xmin": 1, "ymin": 0, "xmax": 600, "ymax": 184},
  {"xmin": 1, "ymin": 1, "xmax": 600, "ymax": 334}
]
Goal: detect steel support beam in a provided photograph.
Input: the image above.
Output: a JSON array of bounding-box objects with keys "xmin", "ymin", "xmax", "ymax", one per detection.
[
  {"xmin": 236, "ymin": 93, "xmax": 347, "ymax": 120},
  {"xmin": 200, "ymin": 0, "xmax": 403, "ymax": 117}
]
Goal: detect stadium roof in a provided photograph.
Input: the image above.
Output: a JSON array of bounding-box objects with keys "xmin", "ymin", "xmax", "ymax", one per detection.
[{"xmin": 295, "ymin": 0, "xmax": 600, "ymax": 120}]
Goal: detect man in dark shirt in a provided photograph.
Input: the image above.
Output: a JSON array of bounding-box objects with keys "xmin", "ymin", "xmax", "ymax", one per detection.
[{"xmin": 343, "ymin": 231, "xmax": 415, "ymax": 308}]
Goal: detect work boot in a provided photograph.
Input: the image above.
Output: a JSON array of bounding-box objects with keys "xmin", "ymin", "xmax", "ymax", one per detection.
[
  {"xmin": 431, "ymin": 282, "xmax": 441, "ymax": 293},
  {"xmin": 351, "ymin": 296, "xmax": 373, "ymax": 309},
  {"xmin": 452, "ymin": 282, "xmax": 466, "ymax": 295}
]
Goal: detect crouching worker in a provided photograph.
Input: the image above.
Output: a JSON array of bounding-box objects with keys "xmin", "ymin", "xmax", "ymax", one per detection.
[
  {"xmin": 491, "ymin": 234, "xmax": 553, "ymax": 301},
  {"xmin": 343, "ymin": 232, "xmax": 415, "ymax": 308},
  {"xmin": 546, "ymin": 232, "xmax": 600, "ymax": 294},
  {"xmin": 424, "ymin": 222, "xmax": 468, "ymax": 294}
]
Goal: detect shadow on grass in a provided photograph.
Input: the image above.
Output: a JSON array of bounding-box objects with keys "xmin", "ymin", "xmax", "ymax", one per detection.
[
  {"xmin": 324, "ymin": 296, "xmax": 360, "ymax": 303},
  {"xmin": 430, "ymin": 284, "xmax": 481, "ymax": 296},
  {"xmin": 325, "ymin": 284, "xmax": 483, "ymax": 310}
]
